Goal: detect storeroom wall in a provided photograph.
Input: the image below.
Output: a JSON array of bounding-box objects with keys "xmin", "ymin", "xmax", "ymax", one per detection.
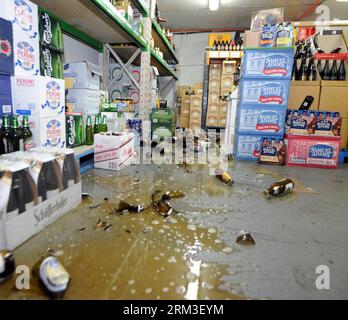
[{"xmin": 63, "ymin": 34, "xmax": 100, "ymax": 64}]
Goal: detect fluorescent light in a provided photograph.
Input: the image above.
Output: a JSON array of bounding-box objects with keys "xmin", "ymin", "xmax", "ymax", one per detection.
[
  {"xmin": 209, "ymin": 0, "xmax": 220, "ymax": 11},
  {"xmin": 336, "ymin": 0, "xmax": 348, "ymax": 2}
]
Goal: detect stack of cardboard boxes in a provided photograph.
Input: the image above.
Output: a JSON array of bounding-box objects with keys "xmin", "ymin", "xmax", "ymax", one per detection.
[
  {"xmin": 206, "ymin": 61, "xmax": 235, "ymax": 128},
  {"xmin": 177, "ymin": 83, "xmax": 203, "ymax": 129},
  {"xmin": 288, "ymin": 33, "xmax": 348, "ymax": 150},
  {"xmin": 1, "ymin": 0, "xmax": 66, "ymax": 148}
]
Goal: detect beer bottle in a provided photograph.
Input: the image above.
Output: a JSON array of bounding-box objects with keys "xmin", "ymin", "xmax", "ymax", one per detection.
[
  {"xmin": 85, "ymin": 115, "xmax": 94, "ymax": 145},
  {"xmin": 337, "ymin": 60, "xmax": 346, "ymax": 81},
  {"xmin": 217, "ymin": 41, "xmax": 221, "ymax": 51},
  {"xmin": 291, "ymin": 59, "xmax": 298, "ymax": 80},
  {"xmin": 297, "ymin": 58, "xmax": 307, "ymax": 81},
  {"xmin": 101, "ymin": 115, "xmax": 108, "ymax": 133},
  {"xmin": 10, "ymin": 116, "xmax": 22, "ymax": 153},
  {"xmin": 307, "ymin": 58, "xmax": 317, "ymax": 81},
  {"xmin": 1, "ymin": 116, "xmax": 12, "ymax": 154},
  {"xmin": 317, "ymin": 60, "xmax": 323, "ymax": 78},
  {"xmin": 329, "ymin": 60, "xmax": 338, "ymax": 80},
  {"xmin": 322, "ymin": 60, "xmax": 330, "ymax": 80},
  {"xmin": 263, "ymin": 178, "xmax": 295, "ymax": 198},
  {"xmin": 228, "ymin": 40, "xmax": 233, "ymax": 51},
  {"xmin": 94, "ymin": 114, "xmax": 100, "ymax": 134},
  {"xmin": 215, "ymin": 168, "xmax": 233, "ymax": 185},
  {"xmin": 224, "ymin": 40, "xmax": 229, "ymax": 51},
  {"xmin": 0, "ymin": 125, "xmax": 4, "ymax": 155},
  {"xmin": 21, "ymin": 116, "xmax": 33, "ymax": 151},
  {"xmin": 212, "ymin": 40, "xmax": 217, "ymax": 51}
]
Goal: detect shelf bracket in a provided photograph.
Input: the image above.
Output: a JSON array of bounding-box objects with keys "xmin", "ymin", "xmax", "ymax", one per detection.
[{"xmin": 106, "ymin": 44, "xmax": 141, "ymax": 92}]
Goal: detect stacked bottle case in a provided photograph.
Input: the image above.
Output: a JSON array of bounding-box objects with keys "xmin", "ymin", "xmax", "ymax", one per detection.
[{"xmin": 234, "ymin": 47, "xmax": 294, "ymax": 160}]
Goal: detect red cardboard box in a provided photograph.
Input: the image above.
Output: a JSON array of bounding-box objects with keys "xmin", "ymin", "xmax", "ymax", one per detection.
[{"xmin": 286, "ymin": 135, "xmax": 341, "ymax": 169}]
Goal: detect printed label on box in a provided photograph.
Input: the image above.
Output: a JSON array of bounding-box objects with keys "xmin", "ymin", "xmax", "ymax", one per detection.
[
  {"xmin": 42, "ymin": 80, "xmax": 64, "ymax": 114},
  {"xmin": 242, "ymin": 50, "xmax": 293, "ymax": 79},
  {"xmin": 239, "ymin": 79, "xmax": 289, "ymax": 107}
]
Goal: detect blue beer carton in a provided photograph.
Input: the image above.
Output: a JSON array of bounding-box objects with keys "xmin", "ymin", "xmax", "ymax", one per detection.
[
  {"xmin": 236, "ymin": 105, "xmax": 287, "ymax": 135},
  {"xmin": 234, "ymin": 133, "xmax": 284, "ymax": 160},
  {"xmin": 0, "ymin": 74, "xmax": 12, "ymax": 117},
  {"xmin": 239, "ymin": 79, "xmax": 290, "ymax": 108},
  {"xmin": 0, "ymin": 18, "xmax": 14, "ymax": 75},
  {"xmin": 241, "ymin": 49, "xmax": 293, "ymax": 79}
]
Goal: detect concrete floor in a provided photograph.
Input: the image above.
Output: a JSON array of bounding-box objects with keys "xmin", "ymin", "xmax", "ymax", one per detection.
[{"xmin": 0, "ymin": 160, "xmax": 348, "ymax": 300}]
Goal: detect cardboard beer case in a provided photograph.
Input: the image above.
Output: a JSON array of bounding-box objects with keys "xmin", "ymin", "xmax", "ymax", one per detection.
[
  {"xmin": 0, "ymin": 74, "xmax": 13, "ymax": 117},
  {"xmin": 0, "ymin": 17, "xmax": 14, "ymax": 75},
  {"xmin": 94, "ymin": 132, "xmax": 135, "ymax": 171},
  {"xmin": 63, "ymin": 61, "xmax": 101, "ymax": 90},
  {"xmin": 65, "ymin": 88, "xmax": 100, "ymax": 115}
]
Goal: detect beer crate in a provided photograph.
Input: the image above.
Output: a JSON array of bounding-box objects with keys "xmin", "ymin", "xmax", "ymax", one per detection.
[
  {"xmin": 0, "ymin": 17, "xmax": 14, "ymax": 75},
  {"xmin": 236, "ymin": 105, "xmax": 287, "ymax": 135},
  {"xmin": 241, "ymin": 48, "xmax": 294, "ymax": 80},
  {"xmin": 0, "ymin": 74, "xmax": 13, "ymax": 117},
  {"xmin": 239, "ymin": 79, "xmax": 290, "ymax": 108},
  {"xmin": 286, "ymin": 135, "xmax": 341, "ymax": 169}
]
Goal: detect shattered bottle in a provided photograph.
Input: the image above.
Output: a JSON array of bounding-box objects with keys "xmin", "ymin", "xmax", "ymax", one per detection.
[
  {"xmin": 0, "ymin": 250, "xmax": 15, "ymax": 282},
  {"xmin": 236, "ymin": 231, "xmax": 255, "ymax": 245},
  {"xmin": 263, "ymin": 178, "xmax": 295, "ymax": 198},
  {"xmin": 215, "ymin": 168, "xmax": 234, "ymax": 185},
  {"xmin": 38, "ymin": 256, "xmax": 70, "ymax": 298}
]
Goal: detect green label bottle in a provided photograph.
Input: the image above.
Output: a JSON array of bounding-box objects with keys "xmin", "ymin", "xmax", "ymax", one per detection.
[
  {"xmin": 94, "ymin": 114, "xmax": 100, "ymax": 134},
  {"xmin": 86, "ymin": 115, "xmax": 94, "ymax": 145},
  {"xmin": 101, "ymin": 115, "xmax": 108, "ymax": 133},
  {"xmin": 1, "ymin": 116, "xmax": 12, "ymax": 154},
  {"xmin": 21, "ymin": 116, "xmax": 33, "ymax": 151},
  {"xmin": 10, "ymin": 116, "xmax": 22, "ymax": 153}
]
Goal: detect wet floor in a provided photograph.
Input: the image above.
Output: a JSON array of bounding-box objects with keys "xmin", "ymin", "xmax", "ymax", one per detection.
[{"xmin": 1, "ymin": 161, "xmax": 348, "ymax": 299}]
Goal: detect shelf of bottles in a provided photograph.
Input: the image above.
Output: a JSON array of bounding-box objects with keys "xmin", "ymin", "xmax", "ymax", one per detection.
[{"xmin": 292, "ymin": 37, "xmax": 346, "ymax": 81}]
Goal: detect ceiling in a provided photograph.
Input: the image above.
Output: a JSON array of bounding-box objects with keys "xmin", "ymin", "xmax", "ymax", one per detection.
[{"xmin": 157, "ymin": 0, "xmax": 348, "ymax": 31}]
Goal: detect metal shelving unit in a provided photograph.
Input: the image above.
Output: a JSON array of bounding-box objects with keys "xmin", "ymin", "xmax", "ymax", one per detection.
[
  {"xmin": 132, "ymin": 0, "xmax": 149, "ymax": 17},
  {"xmin": 152, "ymin": 19, "xmax": 178, "ymax": 64},
  {"xmin": 151, "ymin": 49, "xmax": 178, "ymax": 79}
]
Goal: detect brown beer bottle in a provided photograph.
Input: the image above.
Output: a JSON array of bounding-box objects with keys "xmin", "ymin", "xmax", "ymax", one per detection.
[
  {"xmin": 215, "ymin": 168, "xmax": 234, "ymax": 185},
  {"xmin": 263, "ymin": 178, "xmax": 294, "ymax": 198}
]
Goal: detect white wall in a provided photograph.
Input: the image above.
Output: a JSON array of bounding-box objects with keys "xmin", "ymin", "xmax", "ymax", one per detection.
[{"xmin": 63, "ymin": 34, "xmax": 100, "ymax": 64}]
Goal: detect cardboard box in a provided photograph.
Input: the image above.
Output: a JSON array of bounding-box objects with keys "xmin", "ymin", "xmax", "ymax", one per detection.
[
  {"xmin": 220, "ymin": 101, "xmax": 228, "ymax": 115},
  {"xmin": 206, "ymin": 115, "xmax": 219, "ymax": 127},
  {"xmin": 208, "ymin": 77, "xmax": 220, "ymax": 90},
  {"xmin": 222, "ymin": 61, "xmax": 235, "ymax": 75},
  {"xmin": 218, "ymin": 117, "xmax": 227, "ymax": 127},
  {"xmin": 28, "ymin": 115, "xmax": 66, "ymax": 148},
  {"xmin": 207, "ymin": 102, "xmax": 219, "ymax": 117},
  {"xmin": 189, "ymin": 117, "xmax": 201, "ymax": 129},
  {"xmin": 190, "ymin": 95, "xmax": 202, "ymax": 111},
  {"xmin": 94, "ymin": 132, "xmax": 134, "ymax": 171},
  {"xmin": 180, "ymin": 103, "xmax": 190, "ymax": 117},
  {"xmin": 63, "ymin": 61, "xmax": 101, "ymax": 90},
  {"xmin": 208, "ymin": 89, "xmax": 220, "ymax": 103},
  {"xmin": 317, "ymin": 33, "xmax": 348, "ymax": 54},
  {"xmin": 0, "ymin": 17, "xmax": 14, "ymax": 75},
  {"xmin": 239, "ymin": 79, "xmax": 290, "ymax": 108},
  {"xmin": 242, "ymin": 48, "xmax": 294, "ymax": 80},
  {"xmin": 288, "ymin": 81, "xmax": 321, "ymax": 110},
  {"xmin": 286, "ymin": 135, "xmax": 340, "ymax": 169},
  {"xmin": 179, "ymin": 116, "xmax": 190, "ymax": 128},
  {"xmin": 221, "ymin": 75, "xmax": 234, "ymax": 90},
  {"xmin": 12, "ymin": 76, "xmax": 65, "ymax": 117},
  {"xmin": 177, "ymin": 85, "xmax": 192, "ymax": 98},
  {"xmin": 221, "ymin": 88, "xmax": 232, "ymax": 96},
  {"xmin": 208, "ymin": 33, "xmax": 231, "ymax": 47},
  {"xmin": 244, "ymin": 30, "xmax": 260, "ymax": 48},
  {"xmin": 341, "ymin": 118, "xmax": 348, "ymax": 150},
  {"xmin": 65, "ymin": 88, "xmax": 101, "ymax": 115},
  {"xmin": 319, "ymin": 81, "xmax": 348, "ymax": 117},
  {"xmin": 209, "ymin": 64, "xmax": 222, "ymax": 77},
  {"xmin": 181, "ymin": 95, "xmax": 191, "ymax": 104},
  {"xmin": 193, "ymin": 82, "xmax": 203, "ymax": 95},
  {"xmin": 237, "ymin": 105, "xmax": 287, "ymax": 135}
]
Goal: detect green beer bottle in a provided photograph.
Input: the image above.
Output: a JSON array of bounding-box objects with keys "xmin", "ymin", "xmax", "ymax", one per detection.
[
  {"xmin": 21, "ymin": 116, "xmax": 33, "ymax": 151},
  {"xmin": 101, "ymin": 115, "xmax": 108, "ymax": 133},
  {"xmin": 86, "ymin": 115, "xmax": 94, "ymax": 145},
  {"xmin": 10, "ymin": 116, "xmax": 22, "ymax": 152},
  {"xmin": 1, "ymin": 116, "xmax": 12, "ymax": 154},
  {"xmin": 0, "ymin": 122, "xmax": 5, "ymax": 155},
  {"xmin": 94, "ymin": 114, "xmax": 100, "ymax": 134}
]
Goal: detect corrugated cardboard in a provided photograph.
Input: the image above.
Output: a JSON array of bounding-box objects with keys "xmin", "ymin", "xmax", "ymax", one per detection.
[
  {"xmin": 209, "ymin": 64, "xmax": 222, "ymax": 78},
  {"xmin": 207, "ymin": 102, "xmax": 219, "ymax": 117},
  {"xmin": 341, "ymin": 118, "xmax": 348, "ymax": 149},
  {"xmin": 63, "ymin": 61, "xmax": 101, "ymax": 90},
  {"xmin": 208, "ymin": 77, "xmax": 220, "ymax": 90},
  {"xmin": 193, "ymin": 82, "xmax": 204, "ymax": 95},
  {"xmin": 181, "ymin": 95, "xmax": 191, "ymax": 105},
  {"xmin": 220, "ymin": 101, "xmax": 228, "ymax": 117},
  {"xmin": 317, "ymin": 34, "xmax": 348, "ymax": 53},
  {"xmin": 222, "ymin": 61, "xmax": 235, "ymax": 75},
  {"xmin": 179, "ymin": 116, "xmax": 190, "ymax": 128},
  {"xmin": 180, "ymin": 103, "xmax": 190, "ymax": 117},
  {"xmin": 288, "ymin": 81, "xmax": 321, "ymax": 110},
  {"xmin": 220, "ymin": 88, "xmax": 232, "ymax": 96},
  {"xmin": 206, "ymin": 115, "xmax": 219, "ymax": 127},
  {"xmin": 177, "ymin": 85, "xmax": 192, "ymax": 97},
  {"xmin": 208, "ymin": 90, "xmax": 220, "ymax": 103},
  {"xmin": 221, "ymin": 75, "xmax": 234, "ymax": 90},
  {"xmin": 190, "ymin": 95, "xmax": 202, "ymax": 111},
  {"xmin": 319, "ymin": 81, "xmax": 348, "ymax": 117}
]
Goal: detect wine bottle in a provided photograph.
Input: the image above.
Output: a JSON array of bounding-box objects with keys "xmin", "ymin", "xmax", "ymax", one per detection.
[
  {"xmin": 337, "ymin": 60, "xmax": 346, "ymax": 81},
  {"xmin": 329, "ymin": 60, "xmax": 338, "ymax": 80},
  {"xmin": 322, "ymin": 60, "xmax": 330, "ymax": 80}
]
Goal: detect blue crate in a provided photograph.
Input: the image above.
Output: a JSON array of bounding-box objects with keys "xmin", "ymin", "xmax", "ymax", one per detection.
[
  {"xmin": 0, "ymin": 18, "xmax": 14, "ymax": 76},
  {"xmin": 241, "ymin": 48, "xmax": 294, "ymax": 80},
  {"xmin": 236, "ymin": 105, "xmax": 287, "ymax": 135},
  {"xmin": 239, "ymin": 79, "xmax": 290, "ymax": 108},
  {"xmin": 234, "ymin": 133, "xmax": 283, "ymax": 160}
]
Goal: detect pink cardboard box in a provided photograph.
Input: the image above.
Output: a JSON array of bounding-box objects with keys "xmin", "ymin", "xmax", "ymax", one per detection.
[
  {"xmin": 286, "ymin": 135, "xmax": 341, "ymax": 169},
  {"xmin": 94, "ymin": 132, "xmax": 134, "ymax": 171}
]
